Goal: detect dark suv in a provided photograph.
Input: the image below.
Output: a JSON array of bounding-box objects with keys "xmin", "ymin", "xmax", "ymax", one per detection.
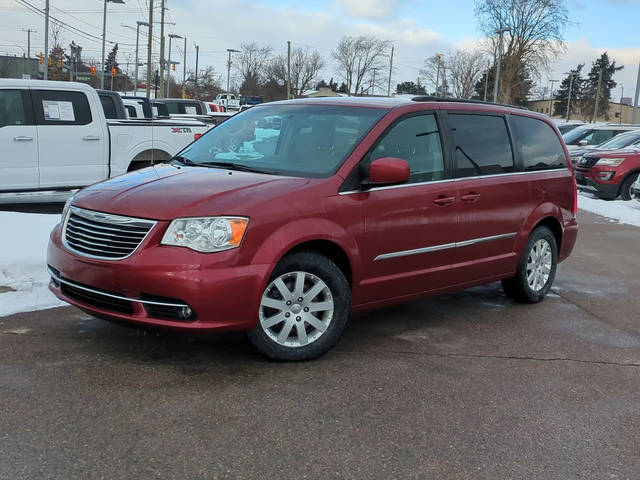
[{"xmin": 48, "ymin": 97, "xmax": 578, "ymax": 360}]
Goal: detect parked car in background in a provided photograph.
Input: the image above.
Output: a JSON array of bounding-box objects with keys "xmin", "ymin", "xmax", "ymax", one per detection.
[
  {"xmin": 554, "ymin": 120, "xmax": 584, "ymax": 135},
  {"xmin": 562, "ymin": 124, "xmax": 640, "ymax": 151},
  {"xmin": 96, "ymin": 89, "xmax": 128, "ymax": 119},
  {"xmin": 215, "ymin": 92, "xmax": 240, "ymax": 110},
  {"xmin": 575, "ymin": 146, "xmax": 640, "ymax": 200},
  {"xmin": 205, "ymin": 102, "xmax": 226, "ymax": 113},
  {"xmin": 0, "ymin": 79, "xmax": 207, "ymax": 200},
  {"xmin": 240, "ymin": 95, "xmax": 263, "ymax": 107},
  {"xmin": 47, "ymin": 97, "xmax": 577, "ymax": 360},
  {"xmin": 568, "ymin": 130, "xmax": 640, "ymax": 165}
]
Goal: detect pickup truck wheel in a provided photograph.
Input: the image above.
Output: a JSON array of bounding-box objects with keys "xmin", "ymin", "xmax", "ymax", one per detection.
[
  {"xmin": 128, "ymin": 161, "xmax": 152, "ymax": 172},
  {"xmin": 247, "ymin": 251, "xmax": 351, "ymax": 361},
  {"xmin": 502, "ymin": 226, "xmax": 558, "ymax": 304},
  {"xmin": 619, "ymin": 173, "xmax": 639, "ymax": 201}
]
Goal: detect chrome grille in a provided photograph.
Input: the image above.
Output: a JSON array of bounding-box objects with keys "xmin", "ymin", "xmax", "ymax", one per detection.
[{"xmin": 63, "ymin": 206, "xmax": 156, "ymax": 260}]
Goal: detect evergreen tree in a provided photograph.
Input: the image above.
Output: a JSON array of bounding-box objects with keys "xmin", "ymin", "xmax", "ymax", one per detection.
[
  {"xmin": 104, "ymin": 43, "xmax": 119, "ymax": 73},
  {"xmin": 552, "ymin": 64, "xmax": 584, "ymax": 118},
  {"xmin": 581, "ymin": 52, "xmax": 623, "ymax": 121},
  {"xmin": 396, "ymin": 81, "xmax": 427, "ymax": 95}
]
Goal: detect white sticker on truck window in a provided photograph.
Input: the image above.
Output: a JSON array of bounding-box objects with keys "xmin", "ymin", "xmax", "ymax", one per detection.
[
  {"xmin": 185, "ymin": 106, "xmax": 197, "ymax": 114},
  {"xmin": 43, "ymin": 100, "xmax": 75, "ymax": 121}
]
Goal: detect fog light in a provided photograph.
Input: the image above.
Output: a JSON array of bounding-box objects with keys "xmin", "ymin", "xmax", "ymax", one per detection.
[
  {"xmin": 179, "ymin": 306, "xmax": 193, "ymax": 319},
  {"xmin": 598, "ymin": 171, "xmax": 614, "ymax": 181}
]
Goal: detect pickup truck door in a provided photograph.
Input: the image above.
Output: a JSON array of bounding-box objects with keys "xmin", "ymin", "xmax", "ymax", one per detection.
[
  {"xmin": 31, "ymin": 89, "xmax": 106, "ymax": 188},
  {"xmin": 0, "ymin": 89, "xmax": 39, "ymax": 190}
]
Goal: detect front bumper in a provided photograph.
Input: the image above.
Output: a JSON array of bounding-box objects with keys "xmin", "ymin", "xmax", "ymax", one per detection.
[
  {"xmin": 47, "ymin": 223, "xmax": 272, "ymax": 332},
  {"xmin": 575, "ymin": 170, "xmax": 620, "ymax": 199}
]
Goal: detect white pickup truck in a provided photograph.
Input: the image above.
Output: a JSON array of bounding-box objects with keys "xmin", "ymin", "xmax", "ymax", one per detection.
[
  {"xmin": 0, "ymin": 79, "xmax": 208, "ymax": 201},
  {"xmin": 215, "ymin": 93, "xmax": 241, "ymax": 111}
]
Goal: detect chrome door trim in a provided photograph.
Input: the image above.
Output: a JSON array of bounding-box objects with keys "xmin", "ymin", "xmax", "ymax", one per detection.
[{"xmin": 374, "ymin": 232, "xmax": 517, "ymax": 261}]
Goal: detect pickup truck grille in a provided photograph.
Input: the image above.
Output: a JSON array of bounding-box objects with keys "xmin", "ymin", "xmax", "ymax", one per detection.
[{"xmin": 63, "ymin": 207, "xmax": 156, "ymax": 260}]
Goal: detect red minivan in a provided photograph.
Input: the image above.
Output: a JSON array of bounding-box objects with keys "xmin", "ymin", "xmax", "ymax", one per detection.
[{"xmin": 47, "ymin": 97, "xmax": 578, "ymax": 360}]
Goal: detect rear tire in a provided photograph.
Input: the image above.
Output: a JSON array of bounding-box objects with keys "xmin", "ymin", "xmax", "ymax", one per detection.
[
  {"xmin": 247, "ymin": 251, "xmax": 351, "ymax": 361},
  {"xmin": 502, "ymin": 226, "xmax": 558, "ymax": 304},
  {"xmin": 619, "ymin": 173, "xmax": 639, "ymax": 201}
]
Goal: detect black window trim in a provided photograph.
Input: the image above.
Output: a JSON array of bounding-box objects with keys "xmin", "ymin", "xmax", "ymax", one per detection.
[
  {"xmin": 30, "ymin": 89, "xmax": 93, "ymax": 126},
  {"xmin": 0, "ymin": 88, "xmax": 35, "ymax": 128},
  {"xmin": 506, "ymin": 113, "xmax": 568, "ymax": 172}
]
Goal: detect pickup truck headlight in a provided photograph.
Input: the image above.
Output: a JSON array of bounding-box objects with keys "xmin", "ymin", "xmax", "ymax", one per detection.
[
  {"xmin": 596, "ymin": 158, "xmax": 625, "ymax": 167},
  {"xmin": 161, "ymin": 216, "xmax": 249, "ymax": 253}
]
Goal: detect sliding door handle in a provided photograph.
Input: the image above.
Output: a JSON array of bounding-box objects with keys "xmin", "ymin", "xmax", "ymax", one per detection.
[{"xmin": 461, "ymin": 192, "xmax": 481, "ymax": 202}]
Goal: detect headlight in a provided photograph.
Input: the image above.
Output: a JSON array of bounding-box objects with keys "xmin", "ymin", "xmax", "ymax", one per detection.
[
  {"xmin": 161, "ymin": 216, "xmax": 249, "ymax": 253},
  {"xmin": 596, "ymin": 158, "xmax": 625, "ymax": 167},
  {"xmin": 61, "ymin": 195, "xmax": 74, "ymax": 222}
]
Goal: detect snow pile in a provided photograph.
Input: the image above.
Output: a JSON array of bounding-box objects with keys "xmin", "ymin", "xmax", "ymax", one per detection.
[
  {"xmin": 578, "ymin": 194, "xmax": 640, "ymax": 227},
  {"xmin": 0, "ymin": 212, "xmax": 66, "ymax": 316}
]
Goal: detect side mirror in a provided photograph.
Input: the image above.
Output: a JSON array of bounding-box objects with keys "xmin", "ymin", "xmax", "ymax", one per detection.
[
  {"xmin": 578, "ymin": 139, "xmax": 589, "ymax": 146},
  {"xmin": 367, "ymin": 157, "xmax": 410, "ymax": 186}
]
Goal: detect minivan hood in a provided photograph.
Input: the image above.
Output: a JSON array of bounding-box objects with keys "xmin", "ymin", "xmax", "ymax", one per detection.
[{"xmin": 73, "ymin": 164, "xmax": 311, "ymax": 220}]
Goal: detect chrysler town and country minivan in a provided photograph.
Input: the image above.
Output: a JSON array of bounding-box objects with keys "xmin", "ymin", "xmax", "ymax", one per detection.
[{"xmin": 48, "ymin": 97, "xmax": 578, "ymax": 360}]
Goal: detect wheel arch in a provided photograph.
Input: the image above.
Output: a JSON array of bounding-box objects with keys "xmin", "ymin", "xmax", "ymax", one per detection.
[
  {"xmin": 617, "ymin": 168, "xmax": 640, "ymax": 196},
  {"xmin": 127, "ymin": 148, "xmax": 173, "ymax": 170},
  {"xmin": 533, "ymin": 216, "xmax": 563, "ymax": 252},
  {"xmin": 284, "ymin": 240, "xmax": 353, "ymax": 288}
]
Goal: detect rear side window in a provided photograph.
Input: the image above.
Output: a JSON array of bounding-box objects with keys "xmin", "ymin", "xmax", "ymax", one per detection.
[
  {"xmin": 0, "ymin": 89, "xmax": 28, "ymax": 127},
  {"xmin": 99, "ymin": 95, "xmax": 118, "ymax": 119},
  {"xmin": 124, "ymin": 105, "xmax": 137, "ymax": 118},
  {"xmin": 511, "ymin": 115, "xmax": 566, "ymax": 171},
  {"xmin": 584, "ymin": 129, "xmax": 618, "ymax": 145},
  {"xmin": 370, "ymin": 113, "xmax": 445, "ymax": 183},
  {"xmin": 449, "ymin": 113, "xmax": 514, "ymax": 178},
  {"xmin": 31, "ymin": 90, "xmax": 92, "ymax": 125}
]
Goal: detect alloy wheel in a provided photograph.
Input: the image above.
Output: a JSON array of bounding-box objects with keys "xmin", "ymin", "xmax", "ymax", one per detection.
[{"xmin": 526, "ymin": 239, "xmax": 553, "ymax": 292}]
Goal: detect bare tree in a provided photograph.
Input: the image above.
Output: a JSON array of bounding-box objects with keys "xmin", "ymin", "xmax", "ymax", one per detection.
[
  {"xmin": 234, "ymin": 42, "xmax": 272, "ymax": 94},
  {"xmin": 475, "ymin": 0, "xmax": 569, "ymax": 104},
  {"xmin": 270, "ymin": 47, "xmax": 325, "ymax": 97},
  {"xmin": 332, "ymin": 35, "xmax": 390, "ymax": 95},
  {"xmin": 448, "ymin": 49, "xmax": 487, "ymax": 98},
  {"xmin": 419, "ymin": 54, "xmax": 446, "ymax": 95}
]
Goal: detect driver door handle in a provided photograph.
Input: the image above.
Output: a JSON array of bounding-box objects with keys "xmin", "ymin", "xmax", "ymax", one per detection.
[
  {"xmin": 433, "ymin": 195, "xmax": 456, "ymax": 206},
  {"xmin": 461, "ymin": 192, "xmax": 481, "ymax": 202},
  {"xmin": 13, "ymin": 136, "xmax": 33, "ymax": 142}
]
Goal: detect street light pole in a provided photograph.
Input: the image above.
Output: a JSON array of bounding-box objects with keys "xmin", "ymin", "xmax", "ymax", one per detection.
[
  {"xmin": 493, "ymin": 26, "xmax": 510, "ymax": 103},
  {"xmin": 134, "ymin": 21, "xmax": 148, "ymax": 95},
  {"xmin": 43, "ymin": 0, "xmax": 49, "ymax": 80},
  {"xmin": 101, "ymin": 0, "xmax": 125, "ymax": 89},
  {"xmin": 548, "ymin": 79, "xmax": 559, "ymax": 116},
  {"xmin": 226, "ymin": 48, "xmax": 239, "ymax": 94},
  {"xmin": 166, "ymin": 34, "xmax": 182, "ymax": 98}
]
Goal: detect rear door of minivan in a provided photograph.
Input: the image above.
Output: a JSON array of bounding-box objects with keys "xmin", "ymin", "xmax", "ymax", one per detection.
[{"xmin": 443, "ymin": 111, "xmax": 527, "ymax": 279}]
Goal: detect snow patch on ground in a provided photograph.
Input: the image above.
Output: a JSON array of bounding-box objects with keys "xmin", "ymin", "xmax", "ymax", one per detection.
[
  {"xmin": 578, "ymin": 193, "xmax": 640, "ymax": 227},
  {"xmin": 0, "ymin": 212, "xmax": 66, "ymax": 317}
]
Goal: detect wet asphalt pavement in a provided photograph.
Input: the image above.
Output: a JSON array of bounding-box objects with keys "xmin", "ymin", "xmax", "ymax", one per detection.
[{"xmin": 1, "ymin": 209, "xmax": 639, "ymax": 480}]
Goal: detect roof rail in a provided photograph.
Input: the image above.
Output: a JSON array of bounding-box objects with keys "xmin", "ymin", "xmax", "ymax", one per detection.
[{"xmin": 411, "ymin": 96, "xmax": 529, "ymax": 111}]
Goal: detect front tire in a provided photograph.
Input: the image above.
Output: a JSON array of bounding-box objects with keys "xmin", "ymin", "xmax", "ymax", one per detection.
[
  {"xmin": 619, "ymin": 173, "xmax": 639, "ymax": 201},
  {"xmin": 247, "ymin": 251, "xmax": 351, "ymax": 361},
  {"xmin": 502, "ymin": 226, "xmax": 558, "ymax": 303}
]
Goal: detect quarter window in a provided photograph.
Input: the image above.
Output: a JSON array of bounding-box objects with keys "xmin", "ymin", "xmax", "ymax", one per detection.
[
  {"xmin": 511, "ymin": 115, "xmax": 566, "ymax": 171},
  {"xmin": 31, "ymin": 90, "xmax": 92, "ymax": 125},
  {"xmin": 0, "ymin": 90, "xmax": 27, "ymax": 128},
  {"xmin": 99, "ymin": 95, "xmax": 118, "ymax": 119},
  {"xmin": 449, "ymin": 113, "xmax": 514, "ymax": 178},
  {"xmin": 369, "ymin": 113, "xmax": 445, "ymax": 183}
]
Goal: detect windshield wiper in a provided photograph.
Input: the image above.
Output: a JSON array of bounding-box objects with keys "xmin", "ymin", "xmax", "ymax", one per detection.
[
  {"xmin": 198, "ymin": 161, "xmax": 275, "ymax": 174},
  {"xmin": 171, "ymin": 155, "xmax": 198, "ymax": 167}
]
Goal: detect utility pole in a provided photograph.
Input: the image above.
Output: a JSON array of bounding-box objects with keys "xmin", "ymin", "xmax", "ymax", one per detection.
[
  {"xmin": 145, "ymin": 0, "xmax": 153, "ymax": 98},
  {"xmin": 632, "ymin": 60, "xmax": 640, "ymax": 124},
  {"xmin": 43, "ymin": 0, "xmax": 49, "ymax": 80},
  {"xmin": 619, "ymin": 85, "xmax": 624, "ymax": 124},
  {"xmin": 547, "ymin": 79, "xmax": 559, "ymax": 116},
  {"xmin": 493, "ymin": 26, "xmax": 510, "ymax": 103},
  {"xmin": 372, "ymin": 68, "xmax": 377, "ymax": 96},
  {"xmin": 194, "ymin": 43, "xmax": 199, "ymax": 99},
  {"xmin": 564, "ymin": 72, "xmax": 575, "ymax": 122},
  {"xmin": 158, "ymin": 0, "xmax": 166, "ymax": 98},
  {"xmin": 226, "ymin": 48, "xmax": 239, "ymax": 93},
  {"xmin": 593, "ymin": 68, "xmax": 603, "ymax": 123},
  {"xmin": 134, "ymin": 21, "xmax": 148, "ymax": 95},
  {"xmin": 166, "ymin": 34, "xmax": 182, "ymax": 98},
  {"xmin": 483, "ymin": 61, "xmax": 490, "ymax": 101},
  {"xmin": 286, "ymin": 40, "xmax": 291, "ymax": 99},
  {"xmin": 23, "ymin": 29, "xmax": 36, "ymax": 58},
  {"xmin": 182, "ymin": 36, "xmax": 187, "ymax": 98},
  {"xmin": 387, "ymin": 45, "xmax": 394, "ymax": 97},
  {"xmin": 434, "ymin": 54, "xmax": 444, "ymax": 96}
]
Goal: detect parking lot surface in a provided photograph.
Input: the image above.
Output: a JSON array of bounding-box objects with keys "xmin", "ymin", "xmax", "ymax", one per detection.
[{"xmin": 1, "ymin": 210, "xmax": 639, "ymax": 480}]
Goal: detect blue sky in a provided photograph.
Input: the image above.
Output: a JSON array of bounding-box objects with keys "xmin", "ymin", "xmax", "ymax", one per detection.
[{"xmin": 1, "ymin": 0, "xmax": 638, "ymax": 98}]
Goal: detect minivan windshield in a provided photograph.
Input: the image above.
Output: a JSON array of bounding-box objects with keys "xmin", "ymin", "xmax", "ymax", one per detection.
[
  {"xmin": 595, "ymin": 131, "xmax": 640, "ymax": 150},
  {"xmin": 175, "ymin": 104, "xmax": 385, "ymax": 177}
]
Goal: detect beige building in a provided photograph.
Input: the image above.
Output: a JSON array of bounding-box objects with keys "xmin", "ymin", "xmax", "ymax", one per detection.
[{"xmin": 527, "ymin": 98, "xmax": 636, "ymax": 123}]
